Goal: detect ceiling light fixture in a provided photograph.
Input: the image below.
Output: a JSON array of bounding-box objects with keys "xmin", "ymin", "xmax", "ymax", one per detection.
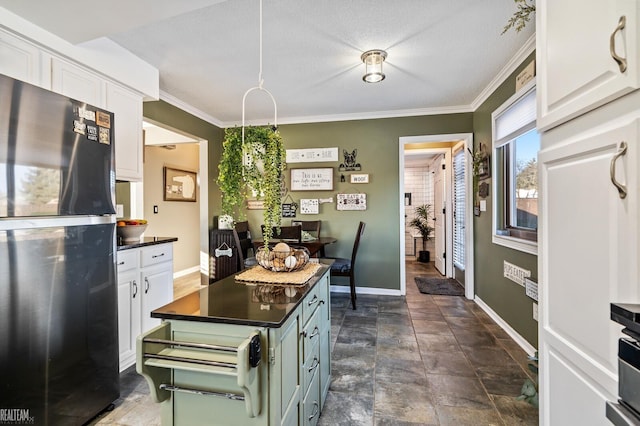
[{"xmin": 361, "ymin": 49, "xmax": 387, "ymax": 83}]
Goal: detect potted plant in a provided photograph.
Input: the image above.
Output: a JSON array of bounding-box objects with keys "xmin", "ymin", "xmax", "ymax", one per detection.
[
  {"xmin": 409, "ymin": 204, "xmax": 434, "ymax": 262},
  {"xmin": 217, "ymin": 126, "xmax": 285, "ymax": 247}
]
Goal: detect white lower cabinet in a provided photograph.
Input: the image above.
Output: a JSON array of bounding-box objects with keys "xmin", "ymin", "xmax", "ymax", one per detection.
[{"xmin": 117, "ymin": 243, "xmax": 174, "ymax": 371}]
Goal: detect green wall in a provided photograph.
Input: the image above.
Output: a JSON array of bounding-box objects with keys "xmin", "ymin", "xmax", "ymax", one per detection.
[
  {"xmin": 143, "ymin": 59, "xmax": 539, "ymax": 346},
  {"xmin": 143, "ymin": 100, "xmax": 224, "ymax": 226},
  {"xmin": 245, "ymin": 114, "xmax": 474, "ymax": 291},
  {"xmin": 472, "ymin": 51, "xmax": 538, "ymax": 347}
]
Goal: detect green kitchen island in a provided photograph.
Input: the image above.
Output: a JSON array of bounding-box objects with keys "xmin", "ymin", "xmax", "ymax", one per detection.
[{"xmin": 137, "ymin": 260, "xmax": 332, "ymax": 426}]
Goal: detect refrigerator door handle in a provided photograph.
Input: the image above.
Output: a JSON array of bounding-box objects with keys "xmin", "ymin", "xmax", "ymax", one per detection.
[
  {"xmin": 132, "ymin": 280, "xmax": 138, "ymax": 298},
  {"xmin": 145, "ymin": 277, "xmax": 150, "ymax": 294}
]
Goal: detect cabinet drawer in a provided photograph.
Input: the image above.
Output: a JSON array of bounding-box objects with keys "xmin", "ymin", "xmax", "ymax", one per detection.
[
  {"xmin": 302, "ymin": 307, "xmax": 321, "ymax": 361},
  {"xmin": 116, "ymin": 249, "xmax": 138, "ymax": 272},
  {"xmin": 302, "ymin": 283, "xmax": 321, "ymax": 325},
  {"xmin": 141, "ymin": 244, "xmax": 173, "ymax": 267},
  {"xmin": 303, "ymin": 367, "xmax": 320, "ymax": 426},
  {"xmin": 302, "ymin": 341, "xmax": 320, "ymax": 396}
]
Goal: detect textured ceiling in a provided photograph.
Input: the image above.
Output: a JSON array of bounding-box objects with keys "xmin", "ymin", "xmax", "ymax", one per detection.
[{"xmin": 0, "ymin": 0, "xmax": 535, "ymax": 127}]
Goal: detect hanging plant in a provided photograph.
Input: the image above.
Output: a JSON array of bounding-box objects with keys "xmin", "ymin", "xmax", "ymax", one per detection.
[
  {"xmin": 502, "ymin": 0, "xmax": 536, "ymax": 34},
  {"xmin": 217, "ymin": 126, "xmax": 286, "ymax": 247}
]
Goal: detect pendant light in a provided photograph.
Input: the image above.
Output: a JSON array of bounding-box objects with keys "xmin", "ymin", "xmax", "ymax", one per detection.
[{"xmin": 242, "ymin": 0, "xmax": 278, "ymax": 152}]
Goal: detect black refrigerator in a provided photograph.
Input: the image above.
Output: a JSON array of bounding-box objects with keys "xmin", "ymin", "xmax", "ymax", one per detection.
[{"xmin": 0, "ymin": 73, "xmax": 119, "ymax": 425}]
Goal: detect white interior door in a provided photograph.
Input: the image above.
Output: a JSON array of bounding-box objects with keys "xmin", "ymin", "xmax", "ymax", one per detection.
[{"xmin": 434, "ymin": 158, "xmax": 445, "ymax": 274}]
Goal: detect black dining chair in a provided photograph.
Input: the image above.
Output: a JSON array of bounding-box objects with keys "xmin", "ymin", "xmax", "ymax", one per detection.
[
  {"xmin": 292, "ymin": 220, "xmax": 321, "ymax": 239},
  {"xmin": 260, "ymin": 224, "xmax": 302, "ymax": 243},
  {"xmin": 234, "ymin": 220, "xmax": 252, "ymax": 258},
  {"xmin": 327, "ymin": 221, "xmax": 365, "ymax": 310}
]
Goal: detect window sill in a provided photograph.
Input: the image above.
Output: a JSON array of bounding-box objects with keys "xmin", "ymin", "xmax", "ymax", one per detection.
[{"xmin": 492, "ymin": 234, "xmax": 538, "ymax": 255}]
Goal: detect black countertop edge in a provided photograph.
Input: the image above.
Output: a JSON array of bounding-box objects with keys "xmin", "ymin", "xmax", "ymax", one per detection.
[
  {"xmin": 117, "ymin": 236, "xmax": 178, "ymax": 251},
  {"xmin": 151, "ymin": 263, "xmax": 332, "ymax": 328}
]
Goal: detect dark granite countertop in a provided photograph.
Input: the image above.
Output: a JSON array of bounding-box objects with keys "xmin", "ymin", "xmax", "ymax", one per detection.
[
  {"xmin": 117, "ymin": 236, "xmax": 178, "ymax": 251},
  {"xmin": 151, "ymin": 262, "xmax": 331, "ymax": 328}
]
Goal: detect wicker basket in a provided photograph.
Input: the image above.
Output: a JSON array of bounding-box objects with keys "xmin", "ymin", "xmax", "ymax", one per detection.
[{"xmin": 255, "ymin": 243, "xmax": 310, "ymax": 272}]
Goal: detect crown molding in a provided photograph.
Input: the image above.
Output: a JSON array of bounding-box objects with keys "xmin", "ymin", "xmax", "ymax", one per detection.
[
  {"xmin": 157, "ymin": 90, "xmax": 225, "ymax": 128},
  {"xmin": 220, "ymin": 104, "xmax": 474, "ymax": 128},
  {"xmin": 470, "ymin": 33, "xmax": 536, "ymax": 111}
]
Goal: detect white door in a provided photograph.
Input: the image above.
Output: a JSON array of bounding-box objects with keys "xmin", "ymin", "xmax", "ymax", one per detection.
[
  {"xmin": 141, "ymin": 263, "xmax": 173, "ymax": 332},
  {"xmin": 434, "ymin": 157, "xmax": 445, "ymax": 274},
  {"xmin": 452, "ymin": 145, "xmax": 466, "ymax": 276},
  {"xmin": 539, "ymin": 113, "xmax": 639, "ymax": 425}
]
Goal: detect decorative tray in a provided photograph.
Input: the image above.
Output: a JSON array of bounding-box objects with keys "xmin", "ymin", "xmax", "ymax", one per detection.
[{"xmin": 235, "ymin": 263, "xmax": 322, "ymax": 285}]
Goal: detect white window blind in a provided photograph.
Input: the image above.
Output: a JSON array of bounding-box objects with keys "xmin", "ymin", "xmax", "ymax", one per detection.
[
  {"xmin": 453, "ymin": 148, "xmax": 465, "ymax": 270},
  {"xmin": 494, "ymin": 88, "xmax": 536, "ymax": 147}
]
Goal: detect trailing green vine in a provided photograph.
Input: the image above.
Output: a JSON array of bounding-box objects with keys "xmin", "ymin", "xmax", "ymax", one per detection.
[
  {"xmin": 217, "ymin": 126, "xmax": 286, "ymax": 247},
  {"xmin": 502, "ymin": 0, "xmax": 536, "ymax": 34}
]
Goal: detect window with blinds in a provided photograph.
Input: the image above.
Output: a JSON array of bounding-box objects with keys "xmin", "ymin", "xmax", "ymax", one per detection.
[{"xmin": 453, "ymin": 148, "xmax": 465, "ymax": 270}]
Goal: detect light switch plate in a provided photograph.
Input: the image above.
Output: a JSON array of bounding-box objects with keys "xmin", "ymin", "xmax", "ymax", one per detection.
[
  {"xmin": 480, "ymin": 200, "xmax": 487, "ymax": 211},
  {"xmin": 116, "ymin": 204, "xmax": 124, "ymax": 218}
]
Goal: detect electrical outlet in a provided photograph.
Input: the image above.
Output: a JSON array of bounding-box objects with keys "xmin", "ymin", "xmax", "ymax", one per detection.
[
  {"xmin": 533, "ymin": 302, "xmax": 538, "ymax": 322},
  {"xmin": 153, "ymin": 205, "xmax": 158, "ymax": 214}
]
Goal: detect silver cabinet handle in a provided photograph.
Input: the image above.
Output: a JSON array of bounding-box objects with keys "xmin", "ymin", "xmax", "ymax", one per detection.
[
  {"xmin": 144, "ymin": 277, "xmax": 150, "ymax": 294},
  {"xmin": 117, "ymin": 261, "xmax": 125, "ymax": 266},
  {"xmin": 307, "ymin": 295, "xmax": 318, "ymax": 307},
  {"xmin": 309, "ymin": 326, "xmax": 319, "ymax": 339},
  {"xmin": 610, "ymin": 16, "xmax": 627, "ymax": 73},
  {"xmin": 307, "ymin": 357, "xmax": 319, "ymax": 373},
  {"xmin": 152, "ymin": 253, "xmax": 165, "ymax": 259},
  {"xmin": 610, "ymin": 141, "xmax": 628, "ymax": 199},
  {"xmin": 308, "ymin": 401, "xmax": 319, "ymax": 421},
  {"xmin": 132, "ymin": 280, "xmax": 138, "ymax": 298}
]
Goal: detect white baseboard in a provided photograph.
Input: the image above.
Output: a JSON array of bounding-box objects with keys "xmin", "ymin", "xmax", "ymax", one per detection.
[
  {"xmin": 174, "ymin": 265, "xmax": 200, "ymax": 279},
  {"xmin": 474, "ymin": 296, "xmax": 537, "ymax": 356},
  {"xmin": 330, "ymin": 285, "xmax": 402, "ymax": 297}
]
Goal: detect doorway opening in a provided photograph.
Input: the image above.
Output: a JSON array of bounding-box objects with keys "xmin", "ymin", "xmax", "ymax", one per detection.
[
  {"xmin": 116, "ymin": 119, "xmax": 209, "ymax": 288},
  {"xmin": 398, "ymin": 134, "xmax": 474, "ymax": 299}
]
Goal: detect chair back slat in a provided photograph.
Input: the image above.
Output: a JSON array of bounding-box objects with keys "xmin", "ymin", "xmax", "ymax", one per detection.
[{"xmin": 292, "ymin": 220, "xmax": 321, "ymax": 238}]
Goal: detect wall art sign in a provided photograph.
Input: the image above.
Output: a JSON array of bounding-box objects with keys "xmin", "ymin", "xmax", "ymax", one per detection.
[
  {"xmin": 336, "ymin": 193, "xmax": 367, "ymax": 211},
  {"xmin": 290, "ymin": 168, "xmax": 334, "ymax": 191},
  {"xmin": 338, "ymin": 149, "xmax": 361, "ymax": 171},
  {"xmin": 350, "ymin": 173, "xmax": 369, "ymax": 184},
  {"xmin": 281, "ymin": 195, "xmax": 298, "ymax": 217},
  {"xmin": 247, "ymin": 200, "xmax": 265, "ymax": 210},
  {"xmin": 286, "ymin": 147, "xmax": 338, "ymax": 163},
  {"xmin": 164, "ymin": 167, "xmax": 197, "ymax": 202},
  {"xmin": 300, "ymin": 199, "xmax": 319, "ymax": 214}
]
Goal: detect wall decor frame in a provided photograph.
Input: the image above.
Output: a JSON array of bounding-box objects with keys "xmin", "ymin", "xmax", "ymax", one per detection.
[
  {"xmin": 164, "ymin": 166, "xmax": 197, "ymax": 202},
  {"xmin": 336, "ymin": 193, "xmax": 367, "ymax": 211},
  {"xmin": 290, "ymin": 168, "xmax": 334, "ymax": 191},
  {"xmin": 350, "ymin": 173, "xmax": 369, "ymax": 184},
  {"xmin": 286, "ymin": 147, "xmax": 338, "ymax": 163}
]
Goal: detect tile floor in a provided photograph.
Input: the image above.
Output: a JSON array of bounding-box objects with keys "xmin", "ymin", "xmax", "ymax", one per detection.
[{"xmin": 89, "ymin": 260, "xmax": 538, "ymax": 425}]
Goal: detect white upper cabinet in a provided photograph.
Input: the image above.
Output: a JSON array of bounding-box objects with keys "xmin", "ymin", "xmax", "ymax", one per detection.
[
  {"xmin": 537, "ymin": 0, "xmax": 640, "ymax": 131},
  {"xmin": 107, "ymin": 83, "xmax": 143, "ymax": 182},
  {"xmin": 0, "ymin": 30, "xmax": 43, "ymax": 87},
  {"xmin": 51, "ymin": 58, "xmax": 105, "ymax": 108}
]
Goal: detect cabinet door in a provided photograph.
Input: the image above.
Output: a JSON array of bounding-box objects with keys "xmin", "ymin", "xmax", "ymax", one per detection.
[
  {"xmin": 0, "ymin": 30, "xmax": 43, "ymax": 87},
  {"xmin": 539, "ymin": 112, "xmax": 639, "ymax": 424},
  {"xmin": 117, "ymin": 269, "xmax": 141, "ymax": 371},
  {"xmin": 537, "ymin": 0, "xmax": 639, "ymax": 130},
  {"xmin": 106, "ymin": 83, "xmax": 143, "ymax": 181},
  {"xmin": 141, "ymin": 262, "xmax": 173, "ymax": 333},
  {"xmin": 51, "ymin": 58, "xmax": 105, "ymax": 107}
]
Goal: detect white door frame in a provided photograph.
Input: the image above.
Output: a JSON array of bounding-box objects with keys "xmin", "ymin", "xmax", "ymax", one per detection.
[{"xmin": 398, "ymin": 133, "xmax": 475, "ymax": 300}]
